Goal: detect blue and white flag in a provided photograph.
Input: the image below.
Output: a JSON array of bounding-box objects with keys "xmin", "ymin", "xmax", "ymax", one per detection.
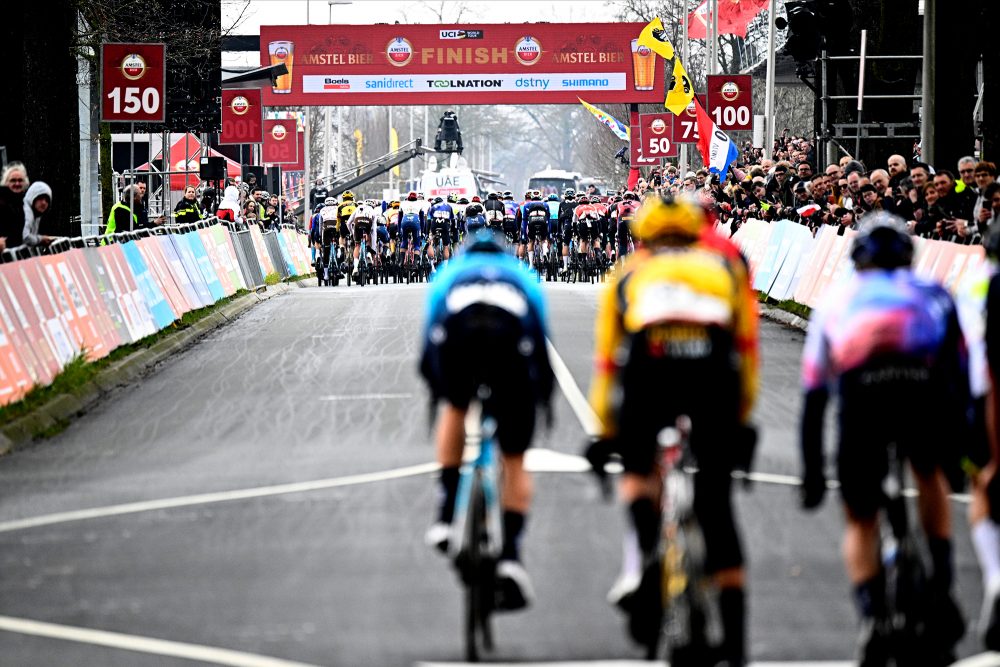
[
  {"xmin": 578, "ymin": 98, "xmax": 630, "ymax": 141},
  {"xmin": 694, "ymin": 97, "xmax": 739, "ymax": 175}
]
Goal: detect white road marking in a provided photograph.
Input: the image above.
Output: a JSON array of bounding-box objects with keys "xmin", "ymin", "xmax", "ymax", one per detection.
[
  {"xmin": 952, "ymin": 653, "xmax": 1000, "ymax": 667},
  {"xmin": 0, "ymin": 462, "xmax": 440, "ymax": 534},
  {"xmin": 416, "ymin": 661, "xmax": 858, "ymax": 667},
  {"xmin": 545, "ymin": 338, "xmax": 602, "ymax": 437},
  {"xmin": 0, "ymin": 615, "xmax": 323, "ymax": 667},
  {"xmin": 319, "ymin": 393, "xmax": 414, "ymax": 401}
]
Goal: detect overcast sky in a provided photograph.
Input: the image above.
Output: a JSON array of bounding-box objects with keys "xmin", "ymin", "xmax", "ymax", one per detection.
[{"xmin": 224, "ymin": 0, "xmax": 621, "ymax": 33}]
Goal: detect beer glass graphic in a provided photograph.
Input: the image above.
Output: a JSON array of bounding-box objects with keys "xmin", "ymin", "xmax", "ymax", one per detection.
[
  {"xmin": 269, "ymin": 40, "xmax": 294, "ymax": 94},
  {"xmin": 631, "ymin": 39, "xmax": 654, "ymax": 91}
]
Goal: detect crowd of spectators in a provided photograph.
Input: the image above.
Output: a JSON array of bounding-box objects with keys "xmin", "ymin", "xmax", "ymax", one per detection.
[
  {"xmin": 0, "ymin": 162, "xmax": 55, "ymax": 253},
  {"xmin": 629, "ymin": 132, "xmax": 999, "ymax": 245}
]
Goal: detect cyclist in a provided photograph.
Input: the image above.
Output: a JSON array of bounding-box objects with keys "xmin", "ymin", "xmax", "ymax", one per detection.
[
  {"xmin": 334, "ymin": 190, "xmax": 357, "ymax": 263},
  {"xmin": 308, "ymin": 203, "xmax": 324, "ymax": 262},
  {"xmin": 400, "ymin": 192, "xmax": 424, "ymax": 261},
  {"xmin": 483, "ymin": 191, "xmax": 506, "ymax": 233},
  {"xmin": 521, "ymin": 192, "xmax": 550, "ymax": 269},
  {"xmin": 612, "ymin": 192, "xmax": 640, "ymax": 263},
  {"xmin": 502, "ymin": 191, "xmax": 521, "ymax": 247},
  {"xmin": 557, "ymin": 189, "xmax": 578, "ymax": 275},
  {"xmin": 464, "ymin": 200, "xmax": 485, "ymax": 231},
  {"xmin": 421, "ymin": 227, "xmax": 554, "ymax": 610},
  {"xmin": 587, "ymin": 195, "xmax": 759, "ymax": 665},
  {"xmin": 319, "ymin": 196, "xmax": 342, "ymax": 278},
  {"xmin": 799, "ymin": 213, "xmax": 968, "ymax": 664},
  {"xmin": 427, "ymin": 196, "xmax": 455, "ymax": 267},
  {"xmin": 979, "ymin": 227, "xmax": 1000, "ymax": 649},
  {"xmin": 347, "ymin": 199, "xmax": 379, "ymax": 279},
  {"xmin": 573, "ymin": 193, "xmax": 602, "ymax": 267}
]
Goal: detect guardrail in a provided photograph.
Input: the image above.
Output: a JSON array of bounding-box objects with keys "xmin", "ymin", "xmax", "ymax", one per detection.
[{"xmin": 0, "ymin": 218, "xmax": 313, "ymax": 408}]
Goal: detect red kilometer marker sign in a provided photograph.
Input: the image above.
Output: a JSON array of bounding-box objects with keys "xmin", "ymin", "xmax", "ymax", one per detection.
[
  {"xmin": 673, "ymin": 93, "xmax": 707, "ymax": 144},
  {"xmin": 639, "ymin": 113, "xmax": 677, "ymax": 158},
  {"xmin": 263, "ymin": 119, "xmax": 299, "ymax": 165},
  {"xmin": 707, "ymin": 74, "xmax": 753, "ymax": 131},
  {"xmin": 101, "ymin": 43, "xmax": 166, "ymax": 123},
  {"xmin": 220, "ymin": 89, "xmax": 263, "ymax": 144}
]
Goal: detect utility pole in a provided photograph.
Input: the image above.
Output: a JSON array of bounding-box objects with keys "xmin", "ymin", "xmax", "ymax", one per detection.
[
  {"xmin": 920, "ymin": 0, "xmax": 935, "ymax": 166},
  {"xmin": 764, "ymin": 0, "xmax": 777, "ymax": 159}
]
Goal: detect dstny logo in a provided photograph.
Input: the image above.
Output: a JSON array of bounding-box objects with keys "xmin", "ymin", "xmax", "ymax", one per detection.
[{"xmin": 439, "ymin": 29, "xmax": 483, "ymax": 39}]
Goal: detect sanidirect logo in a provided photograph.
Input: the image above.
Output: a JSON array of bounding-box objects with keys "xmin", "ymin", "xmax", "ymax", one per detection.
[
  {"xmin": 271, "ymin": 124, "xmax": 288, "ymax": 141},
  {"xmin": 386, "ymin": 37, "xmax": 414, "ymax": 67},
  {"xmin": 514, "ymin": 36, "xmax": 542, "ymax": 66},
  {"xmin": 121, "ymin": 53, "xmax": 147, "ymax": 81},
  {"xmin": 439, "ymin": 29, "xmax": 484, "ymax": 40},
  {"xmin": 230, "ymin": 95, "xmax": 250, "ymax": 115}
]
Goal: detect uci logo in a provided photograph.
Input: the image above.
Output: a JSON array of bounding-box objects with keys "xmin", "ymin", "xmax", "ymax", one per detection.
[
  {"xmin": 514, "ymin": 36, "xmax": 542, "ymax": 66},
  {"xmin": 721, "ymin": 81, "xmax": 740, "ymax": 101},
  {"xmin": 121, "ymin": 53, "xmax": 146, "ymax": 81},
  {"xmin": 386, "ymin": 37, "xmax": 414, "ymax": 67},
  {"xmin": 230, "ymin": 96, "xmax": 250, "ymax": 115},
  {"xmin": 271, "ymin": 124, "xmax": 287, "ymax": 141}
]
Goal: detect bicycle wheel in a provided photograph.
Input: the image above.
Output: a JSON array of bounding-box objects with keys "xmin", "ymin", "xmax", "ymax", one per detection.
[
  {"xmin": 462, "ymin": 475, "xmax": 495, "ymax": 662},
  {"xmin": 664, "ymin": 519, "xmax": 712, "ymax": 666}
]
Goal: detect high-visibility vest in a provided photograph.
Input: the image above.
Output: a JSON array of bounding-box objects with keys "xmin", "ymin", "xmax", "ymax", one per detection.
[{"xmin": 105, "ymin": 201, "xmax": 137, "ymax": 235}]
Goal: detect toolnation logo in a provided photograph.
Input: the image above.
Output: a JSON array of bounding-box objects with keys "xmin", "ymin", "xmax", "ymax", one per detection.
[
  {"xmin": 120, "ymin": 53, "xmax": 147, "ymax": 80},
  {"xmin": 514, "ymin": 36, "xmax": 542, "ymax": 66},
  {"xmin": 230, "ymin": 96, "xmax": 250, "ymax": 115},
  {"xmin": 386, "ymin": 37, "xmax": 414, "ymax": 66},
  {"xmin": 721, "ymin": 80, "xmax": 740, "ymax": 101}
]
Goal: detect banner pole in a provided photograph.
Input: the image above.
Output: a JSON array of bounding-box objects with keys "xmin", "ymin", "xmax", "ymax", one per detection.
[
  {"xmin": 855, "ymin": 29, "xmax": 867, "ymax": 159},
  {"xmin": 680, "ymin": 0, "xmax": 690, "ymax": 175},
  {"xmin": 129, "ymin": 121, "xmax": 135, "ymax": 231}
]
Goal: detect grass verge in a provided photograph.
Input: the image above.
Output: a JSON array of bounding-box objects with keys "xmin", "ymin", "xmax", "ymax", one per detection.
[
  {"xmin": 0, "ymin": 289, "xmax": 251, "ymax": 427},
  {"xmin": 757, "ymin": 293, "xmax": 812, "ymax": 320}
]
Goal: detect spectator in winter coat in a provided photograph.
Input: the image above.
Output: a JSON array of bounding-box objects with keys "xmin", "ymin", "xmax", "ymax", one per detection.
[{"xmin": 21, "ymin": 181, "xmax": 55, "ymax": 247}]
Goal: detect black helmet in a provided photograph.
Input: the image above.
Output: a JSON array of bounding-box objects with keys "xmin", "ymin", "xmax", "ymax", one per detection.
[
  {"xmin": 434, "ymin": 196, "xmax": 444, "ymax": 204},
  {"xmin": 564, "ymin": 188, "xmax": 576, "ymax": 198},
  {"xmin": 458, "ymin": 197, "xmax": 469, "ymax": 205},
  {"xmin": 623, "ymin": 191, "xmax": 639, "ymax": 201},
  {"xmin": 850, "ymin": 213, "xmax": 914, "ymax": 270},
  {"xmin": 487, "ymin": 191, "xmax": 499, "ymax": 199}
]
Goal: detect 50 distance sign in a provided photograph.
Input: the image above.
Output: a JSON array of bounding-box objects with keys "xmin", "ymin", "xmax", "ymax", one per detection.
[
  {"xmin": 707, "ymin": 75, "xmax": 752, "ymax": 132},
  {"xmin": 101, "ymin": 43, "xmax": 166, "ymax": 123},
  {"xmin": 638, "ymin": 113, "xmax": 677, "ymax": 158}
]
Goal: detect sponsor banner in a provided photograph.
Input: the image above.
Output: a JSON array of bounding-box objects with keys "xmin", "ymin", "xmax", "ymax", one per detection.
[
  {"xmin": 101, "ymin": 43, "xmax": 166, "ymax": 123},
  {"xmin": 249, "ymin": 226, "xmax": 276, "ymax": 276},
  {"xmin": 66, "ymin": 250, "xmax": 123, "ymax": 354},
  {"xmin": 263, "ymin": 119, "xmax": 299, "ymax": 165},
  {"xmin": 41, "ymin": 254, "xmax": 108, "ymax": 361},
  {"xmin": 220, "ymin": 89, "xmax": 263, "ymax": 144},
  {"xmin": 209, "ymin": 226, "xmax": 247, "ymax": 292},
  {"xmin": 0, "ymin": 264, "xmax": 62, "ymax": 385},
  {"xmin": 282, "ymin": 229, "xmax": 311, "ymax": 275},
  {"xmin": 136, "ymin": 237, "xmax": 190, "ymax": 318},
  {"xmin": 169, "ymin": 235, "xmax": 215, "ymax": 308},
  {"xmin": 274, "ymin": 233, "xmax": 298, "ymax": 277},
  {"xmin": 261, "ymin": 23, "xmax": 662, "ymax": 105},
  {"xmin": 83, "ymin": 248, "xmax": 134, "ymax": 346},
  {"xmin": 185, "ymin": 232, "xmax": 227, "ymax": 302},
  {"xmin": 197, "ymin": 228, "xmax": 236, "ymax": 296},
  {"xmin": 19, "ymin": 260, "xmax": 80, "ymax": 366},
  {"xmin": 120, "ymin": 242, "xmax": 177, "ymax": 330},
  {"xmin": 156, "ymin": 236, "xmax": 204, "ymax": 311},
  {"xmin": 706, "ymin": 74, "xmax": 752, "ymax": 132},
  {"xmin": 0, "ymin": 291, "xmax": 34, "ymax": 405},
  {"xmin": 303, "ymin": 72, "xmax": 626, "ymax": 95},
  {"xmin": 102, "ymin": 244, "xmax": 158, "ymax": 340}
]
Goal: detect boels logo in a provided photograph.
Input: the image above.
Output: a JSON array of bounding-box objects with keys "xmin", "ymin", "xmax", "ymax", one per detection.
[
  {"xmin": 650, "ymin": 118, "xmax": 667, "ymax": 135},
  {"xmin": 721, "ymin": 81, "xmax": 740, "ymax": 101},
  {"xmin": 121, "ymin": 53, "xmax": 147, "ymax": 81},
  {"xmin": 271, "ymin": 124, "xmax": 288, "ymax": 141},
  {"xmin": 230, "ymin": 95, "xmax": 250, "ymax": 115},
  {"xmin": 514, "ymin": 36, "xmax": 541, "ymax": 66},
  {"xmin": 386, "ymin": 37, "xmax": 414, "ymax": 67}
]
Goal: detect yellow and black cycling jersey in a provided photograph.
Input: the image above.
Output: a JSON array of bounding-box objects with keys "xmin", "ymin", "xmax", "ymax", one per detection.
[
  {"xmin": 336, "ymin": 202, "xmax": 356, "ymax": 230},
  {"xmin": 589, "ymin": 241, "xmax": 759, "ymax": 439}
]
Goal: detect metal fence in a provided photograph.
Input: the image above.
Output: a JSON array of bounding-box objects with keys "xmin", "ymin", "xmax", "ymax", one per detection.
[
  {"xmin": 228, "ymin": 224, "xmax": 267, "ymax": 290},
  {"xmin": 261, "ymin": 229, "xmax": 290, "ymax": 281}
]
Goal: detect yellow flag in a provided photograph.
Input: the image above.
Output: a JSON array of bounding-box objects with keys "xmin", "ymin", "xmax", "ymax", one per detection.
[
  {"xmin": 638, "ymin": 17, "xmax": 675, "ymax": 60},
  {"xmin": 664, "ymin": 58, "xmax": 694, "ymax": 115}
]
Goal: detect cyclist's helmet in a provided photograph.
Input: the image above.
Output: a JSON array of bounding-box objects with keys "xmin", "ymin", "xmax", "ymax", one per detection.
[
  {"xmin": 471, "ymin": 195, "xmax": 482, "ymax": 203},
  {"xmin": 465, "ymin": 227, "xmax": 505, "ymax": 253},
  {"xmin": 458, "ymin": 197, "xmax": 469, "ymax": 205},
  {"xmin": 313, "ymin": 204, "xmax": 324, "ymax": 213},
  {"xmin": 434, "ymin": 196, "xmax": 444, "ymax": 204},
  {"xmin": 323, "ymin": 197, "xmax": 337, "ymax": 206},
  {"xmin": 564, "ymin": 188, "xmax": 576, "ymax": 198},
  {"xmin": 850, "ymin": 212, "xmax": 914, "ymax": 270},
  {"xmin": 590, "ymin": 195, "xmax": 602, "ymax": 203},
  {"xmin": 623, "ymin": 191, "xmax": 639, "ymax": 201},
  {"xmin": 547, "ymin": 193, "xmax": 559, "ymax": 202},
  {"xmin": 630, "ymin": 194, "xmax": 705, "ymax": 241},
  {"xmin": 341, "ymin": 190, "xmax": 355, "ymax": 201},
  {"xmin": 447, "ymin": 193, "xmax": 458, "ymax": 203},
  {"xmin": 487, "ymin": 191, "xmax": 499, "ymax": 200},
  {"xmin": 503, "ymin": 191, "xmax": 513, "ymax": 199},
  {"xmin": 390, "ymin": 200, "xmax": 400, "ymax": 209},
  {"xmin": 407, "ymin": 191, "xmax": 418, "ymax": 201}
]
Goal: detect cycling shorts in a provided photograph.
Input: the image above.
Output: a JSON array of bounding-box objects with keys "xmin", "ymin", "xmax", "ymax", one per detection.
[
  {"xmin": 400, "ymin": 219, "xmax": 422, "ymax": 248},
  {"xmin": 353, "ymin": 219, "xmax": 372, "ymax": 244},
  {"xmin": 425, "ymin": 304, "xmax": 540, "ymax": 455},
  {"xmin": 576, "ymin": 219, "xmax": 600, "ymax": 243},
  {"xmin": 337, "ymin": 220, "xmax": 352, "ymax": 239},
  {"xmin": 429, "ymin": 222, "xmax": 451, "ymax": 247},
  {"xmin": 526, "ymin": 221, "xmax": 548, "ymax": 244},
  {"xmin": 836, "ymin": 359, "xmax": 962, "ymax": 519},
  {"xmin": 615, "ymin": 325, "xmax": 744, "ymax": 573},
  {"xmin": 321, "ymin": 223, "xmax": 339, "ymax": 247}
]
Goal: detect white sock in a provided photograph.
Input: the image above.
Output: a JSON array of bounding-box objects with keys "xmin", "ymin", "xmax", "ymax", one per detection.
[
  {"xmin": 973, "ymin": 519, "xmax": 1000, "ymax": 593},
  {"xmin": 621, "ymin": 528, "xmax": 641, "ymax": 581},
  {"xmin": 562, "ymin": 256, "xmax": 568, "ymax": 269}
]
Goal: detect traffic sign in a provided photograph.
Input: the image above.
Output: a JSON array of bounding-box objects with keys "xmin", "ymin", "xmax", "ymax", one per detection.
[
  {"xmin": 220, "ymin": 89, "xmax": 263, "ymax": 145},
  {"xmin": 638, "ymin": 113, "xmax": 677, "ymax": 158},
  {"xmin": 101, "ymin": 43, "xmax": 166, "ymax": 123},
  {"xmin": 263, "ymin": 119, "xmax": 299, "ymax": 165},
  {"xmin": 673, "ymin": 93, "xmax": 706, "ymax": 144},
  {"xmin": 707, "ymin": 75, "xmax": 753, "ymax": 131}
]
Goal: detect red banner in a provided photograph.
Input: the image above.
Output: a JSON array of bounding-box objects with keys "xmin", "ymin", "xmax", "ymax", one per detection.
[
  {"xmin": 638, "ymin": 113, "xmax": 677, "ymax": 158},
  {"xmin": 101, "ymin": 43, "xmax": 166, "ymax": 123},
  {"xmin": 706, "ymin": 75, "xmax": 753, "ymax": 131},
  {"xmin": 259, "ymin": 23, "xmax": 664, "ymax": 106},
  {"xmin": 263, "ymin": 119, "xmax": 299, "ymax": 165},
  {"xmin": 220, "ymin": 89, "xmax": 263, "ymax": 144}
]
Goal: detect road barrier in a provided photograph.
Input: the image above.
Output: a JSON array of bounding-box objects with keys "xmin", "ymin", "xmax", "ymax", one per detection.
[
  {"xmin": 728, "ymin": 219, "xmax": 987, "ymax": 308},
  {"xmin": 0, "ymin": 220, "xmax": 312, "ymax": 407}
]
